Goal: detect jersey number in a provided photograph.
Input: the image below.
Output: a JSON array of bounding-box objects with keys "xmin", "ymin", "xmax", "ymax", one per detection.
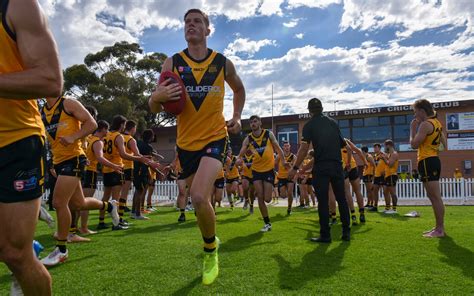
[
  {"xmin": 431, "ymin": 128, "xmax": 441, "ymax": 146},
  {"xmin": 103, "ymin": 140, "xmax": 113, "ymax": 154}
]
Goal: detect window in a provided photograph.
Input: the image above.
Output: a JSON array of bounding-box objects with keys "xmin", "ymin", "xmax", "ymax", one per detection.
[
  {"xmin": 352, "ymin": 118, "xmax": 363, "ymax": 127},
  {"xmin": 277, "ymin": 124, "xmax": 299, "ymax": 153},
  {"xmin": 379, "ymin": 116, "xmax": 391, "ymax": 125},
  {"xmin": 338, "ymin": 119, "xmax": 349, "ymax": 128},
  {"xmin": 364, "ymin": 117, "xmax": 378, "ymax": 126},
  {"xmin": 352, "ymin": 126, "xmax": 392, "ymax": 142},
  {"xmin": 340, "ymin": 128, "xmax": 350, "ymax": 138},
  {"xmin": 406, "ymin": 114, "xmax": 414, "ymax": 123},
  {"xmin": 394, "ymin": 125, "xmax": 410, "ymax": 140},
  {"xmin": 394, "ymin": 115, "xmax": 406, "ymax": 125}
]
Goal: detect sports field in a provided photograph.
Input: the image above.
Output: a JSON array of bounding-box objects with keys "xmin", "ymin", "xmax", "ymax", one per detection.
[{"xmin": 1, "ymin": 206, "xmax": 473, "ymax": 295}]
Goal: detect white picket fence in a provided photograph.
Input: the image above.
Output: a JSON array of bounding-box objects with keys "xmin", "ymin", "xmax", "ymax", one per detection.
[{"xmin": 42, "ymin": 178, "xmax": 474, "ymax": 205}]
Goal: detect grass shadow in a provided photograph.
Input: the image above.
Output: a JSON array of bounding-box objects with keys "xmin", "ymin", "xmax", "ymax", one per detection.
[
  {"xmin": 373, "ymin": 211, "xmax": 410, "ymax": 221},
  {"xmin": 273, "ymin": 241, "xmax": 349, "ymax": 290},
  {"xmin": 438, "ymin": 236, "xmax": 474, "ymax": 280},
  {"xmin": 221, "ymin": 231, "xmax": 278, "ymax": 253},
  {"xmin": 171, "ymin": 276, "xmax": 201, "ymax": 296}
]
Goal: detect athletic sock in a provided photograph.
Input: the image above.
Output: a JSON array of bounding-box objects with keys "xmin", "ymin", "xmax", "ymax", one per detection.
[
  {"xmin": 56, "ymin": 239, "xmax": 67, "ymax": 253},
  {"xmin": 263, "ymin": 216, "xmax": 271, "ymax": 224},
  {"xmin": 69, "ymin": 227, "xmax": 77, "ymax": 235},
  {"xmin": 203, "ymin": 236, "xmax": 216, "ymax": 253},
  {"xmin": 331, "ymin": 212, "xmax": 337, "ymax": 219},
  {"xmin": 180, "ymin": 209, "xmax": 185, "ymax": 215},
  {"xmin": 118, "ymin": 198, "xmax": 126, "ymax": 219},
  {"xmin": 385, "ymin": 205, "xmax": 391, "ymax": 211},
  {"xmin": 359, "ymin": 208, "xmax": 365, "ymax": 214}
]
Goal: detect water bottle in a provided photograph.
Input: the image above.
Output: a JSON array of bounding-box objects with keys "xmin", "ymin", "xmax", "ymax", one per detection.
[{"xmin": 33, "ymin": 240, "xmax": 44, "ymax": 258}]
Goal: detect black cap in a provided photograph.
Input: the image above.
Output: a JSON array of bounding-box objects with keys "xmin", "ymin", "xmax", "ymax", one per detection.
[{"xmin": 308, "ymin": 98, "xmax": 323, "ymax": 111}]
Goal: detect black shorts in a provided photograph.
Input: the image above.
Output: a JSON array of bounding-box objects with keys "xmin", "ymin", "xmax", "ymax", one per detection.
[
  {"xmin": 214, "ymin": 177, "xmax": 225, "ymax": 189},
  {"xmin": 418, "ymin": 157, "xmax": 441, "ymax": 182},
  {"xmin": 123, "ymin": 168, "xmax": 134, "ymax": 181},
  {"xmin": 373, "ymin": 176, "xmax": 385, "ymax": 186},
  {"xmin": 278, "ymin": 178, "xmax": 290, "ymax": 188},
  {"xmin": 82, "ymin": 170, "xmax": 97, "ymax": 189},
  {"xmin": 242, "ymin": 176, "xmax": 253, "ymax": 184},
  {"xmin": 306, "ymin": 178, "xmax": 313, "ymax": 184},
  {"xmin": 385, "ymin": 175, "xmax": 398, "ymax": 187},
  {"xmin": 177, "ymin": 137, "xmax": 228, "ymax": 180},
  {"xmin": 103, "ymin": 172, "xmax": 123, "ymax": 187},
  {"xmin": 252, "ymin": 169, "xmax": 275, "ymax": 184},
  {"xmin": 177, "ymin": 173, "xmax": 186, "ymax": 181},
  {"xmin": 226, "ymin": 177, "xmax": 239, "ymax": 184},
  {"xmin": 362, "ymin": 175, "xmax": 374, "ymax": 183},
  {"xmin": 0, "ymin": 135, "xmax": 44, "ymax": 203},
  {"xmin": 344, "ymin": 168, "xmax": 359, "ymax": 181},
  {"xmin": 54, "ymin": 155, "xmax": 87, "ymax": 178}
]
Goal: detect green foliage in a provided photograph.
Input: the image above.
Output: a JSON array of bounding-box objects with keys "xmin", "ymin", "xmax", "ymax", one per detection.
[
  {"xmin": 1, "ymin": 206, "xmax": 473, "ymax": 294},
  {"xmin": 63, "ymin": 41, "xmax": 175, "ymax": 132}
]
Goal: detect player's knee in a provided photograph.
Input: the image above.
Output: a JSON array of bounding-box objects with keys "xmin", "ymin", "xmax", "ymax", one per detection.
[{"xmin": 190, "ymin": 191, "xmax": 206, "ymax": 207}]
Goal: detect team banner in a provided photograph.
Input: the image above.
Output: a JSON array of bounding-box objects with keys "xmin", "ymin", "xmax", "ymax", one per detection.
[
  {"xmin": 446, "ymin": 112, "xmax": 474, "ymax": 131},
  {"xmin": 447, "ymin": 133, "xmax": 474, "ymax": 150}
]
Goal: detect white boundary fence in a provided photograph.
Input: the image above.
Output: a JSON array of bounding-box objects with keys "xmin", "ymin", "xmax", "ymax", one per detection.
[{"xmin": 42, "ymin": 178, "xmax": 474, "ymax": 206}]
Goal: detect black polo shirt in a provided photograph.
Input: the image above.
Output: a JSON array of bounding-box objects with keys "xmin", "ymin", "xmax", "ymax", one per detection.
[{"xmin": 302, "ymin": 114, "xmax": 346, "ymax": 165}]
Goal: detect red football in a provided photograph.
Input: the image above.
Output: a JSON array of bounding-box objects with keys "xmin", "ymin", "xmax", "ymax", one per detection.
[{"xmin": 157, "ymin": 71, "xmax": 187, "ymax": 115}]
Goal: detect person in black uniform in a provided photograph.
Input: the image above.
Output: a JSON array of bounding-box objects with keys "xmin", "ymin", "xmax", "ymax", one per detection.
[{"xmin": 289, "ymin": 98, "xmax": 350, "ymax": 242}]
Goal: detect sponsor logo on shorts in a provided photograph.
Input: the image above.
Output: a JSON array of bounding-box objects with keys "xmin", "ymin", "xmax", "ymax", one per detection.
[
  {"xmin": 13, "ymin": 176, "xmax": 37, "ymax": 192},
  {"xmin": 206, "ymin": 147, "xmax": 221, "ymax": 155}
]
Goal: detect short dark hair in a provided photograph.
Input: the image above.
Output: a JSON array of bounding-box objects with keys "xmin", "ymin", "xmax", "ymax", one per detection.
[
  {"xmin": 125, "ymin": 120, "xmax": 137, "ymax": 131},
  {"xmin": 384, "ymin": 139, "xmax": 394, "ymax": 147},
  {"xmin": 142, "ymin": 129, "xmax": 154, "ymax": 143},
  {"xmin": 282, "ymin": 141, "xmax": 289, "ymax": 145},
  {"xmin": 110, "ymin": 115, "xmax": 127, "ymax": 131},
  {"xmin": 361, "ymin": 146, "xmax": 368, "ymax": 153},
  {"xmin": 184, "ymin": 9, "xmax": 210, "ymax": 27},
  {"xmin": 85, "ymin": 105, "xmax": 98, "ymax": 120},
  {"xmin": 308, "ymin": 98, "xmax": 323, "ymax": 114},
  {"xmin": 96, "ymin": 120, "xmax": 109, "ymax": 132},
  {"xmin": 373, "ymin": 143, "xmax": 381, "ymax": 148},
  {"xmin": 249, "ymin": 115, "xmax": 261, "ymax": 121},
  {"xmin": 413, "ymin": 99, "xmax": 435, "ymax": 117}
]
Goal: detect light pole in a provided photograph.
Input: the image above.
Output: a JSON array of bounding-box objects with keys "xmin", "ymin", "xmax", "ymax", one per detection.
[{"xmin": 334, "ymin": 100, "xmax": 339, "ymax": 111}]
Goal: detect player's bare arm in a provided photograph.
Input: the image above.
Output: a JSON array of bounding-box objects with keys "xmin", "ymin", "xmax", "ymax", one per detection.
[
  {"xmin": 225, "ymin": 58, "xmax": 245, "ymax": 134},
  {"xmin": 60, "ymin": 98, "xmax": 97, "ymax": 146},
  {"xmin": 0, "ymin": 0, "xmax": 62, "ymax": 99}
]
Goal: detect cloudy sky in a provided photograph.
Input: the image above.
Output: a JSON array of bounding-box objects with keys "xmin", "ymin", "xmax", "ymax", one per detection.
[{"xmin": 40, "ymin": 0, "xmax": 473, "ymax": 119}]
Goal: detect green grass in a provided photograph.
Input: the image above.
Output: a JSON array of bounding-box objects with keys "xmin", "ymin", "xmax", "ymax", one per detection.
[{"xmin": 1, "ymin": 205, "xmax": 474, "ymax": 295}]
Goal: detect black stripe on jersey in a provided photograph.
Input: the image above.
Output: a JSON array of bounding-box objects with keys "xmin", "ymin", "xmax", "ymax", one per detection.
[
  {"xmin": 172, "ymin": 51, "xmax": 226, "ymax": 112},
  {"xmin": 229, "ymin": 155, "xmax": 238, "ymax": 170},
  {"xmin": 244, "ymin": 155, "xmax": 253, "ymax": 168},
  {"xmin": 41, "ymin": 98, "xmax": 64, "ymax": 140},
  {"xmin": 248, "ymin": 130, "xmax": 270, "ymax": 158},
  {"xmin": 1, "ymin": 0, "xmax": 16, "ymax": 41}
]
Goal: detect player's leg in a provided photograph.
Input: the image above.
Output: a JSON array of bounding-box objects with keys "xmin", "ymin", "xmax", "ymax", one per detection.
[{"xmin": 177, "ymin": 179, "xmax": 187, "ymax": 222}]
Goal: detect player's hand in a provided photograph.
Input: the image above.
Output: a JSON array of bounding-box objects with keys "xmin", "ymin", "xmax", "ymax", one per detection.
[
  {"xmin": 113, "ymin": 164, "xmax": 123, "ymax": 174},
  {"xmin": 235, "ymin": 157, "xmax": 243, "ymax": 167},
  {"xmin": 59, "ymin": 135, "xmax": 75, "ymax": 146},
  {"xmin": 151, "ymin": 78, "xmax": 182, "ymax": 104},
  {"xmin": 149, "ymin": 161, "xmax": 162, "ymax": 171},
  {"xmin": 410, "ymin": 118, "xmax": 420, "ymax": 131},
  {"xmin": 226, "ymin": 117, "xmax": 241, "ymax": 134}
]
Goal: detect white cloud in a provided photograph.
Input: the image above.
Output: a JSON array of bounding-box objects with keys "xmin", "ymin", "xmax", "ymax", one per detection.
[
  {"xmin": 283, "ymin": 19, "xmax": 299, "ymax": 28},
  {"xmin": 224, "ymin": 38, "xmax": 277, "ymax": 58},
  {"xmin": 295, "ymin": 33, "xmax": 304, "ymax": 39},
  {"xmin": 287, "ymin": 0, "xmax": 341, "ymax": 9},
  {"xmin": 258, "ymin": 0, "xmax": 285, "ymax": 16},
  {"xmin": 340, "ymin": 0, "xmax": 473, "ymax": 37},
  {"xmin": 225, "ymin": 35, "xmax": 474, "ymax": 118}
]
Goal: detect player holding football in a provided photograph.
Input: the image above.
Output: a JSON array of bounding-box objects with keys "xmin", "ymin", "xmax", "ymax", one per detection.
[{"xmin": 148, "ymin": 9, "xmax": 245, "ymax": 285}]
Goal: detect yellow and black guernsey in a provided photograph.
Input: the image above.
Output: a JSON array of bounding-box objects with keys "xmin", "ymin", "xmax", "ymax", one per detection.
[
  {"xmin": 172, "ymin": 49, "xmax": 227, "ymax": 151},
  {"xmin": 418, "ymin": 118, "xmax": 442, "ymax": 162},
  {"xmin": 226, "ymin": 155, "xmax": 240, "ymax": 179},
  {"xmin": 341, "ymin": 148, "xmax": 357, "ymax": 170},
  {"xmin": 374, "ymin": 152, "xmax": 387, "ymax": 178},
  {"xmin": 41, "ymin": 97, "xmax": 85, "ymax": 164},
  {"xmin": 122, "ymin": 133, "xmax": 134, "ymax": 170},
  {"xmin": 385, "ymin": 153, "xmax": 399, "ymax": 177},
  {"xmin": 248, "ymin": 129, "xmax": 275, "ymax": 173},
  {"xmin": 85, "ymin": 135, "xmax": 101, "ymax": 172},
  {"xmin": 242, "ymin": 154, "xmax": 254, "ymax": 178},
  {"xmin": 278, "ymin": 153, "xmax": 295, "ymax": 179},
  {"xmin": 102, "ymin": 131, "xmax": 123, "ymax": 173},
  {"xmin": 0, "ymin": 0, "xmax": 45, "ymax": 148}
]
